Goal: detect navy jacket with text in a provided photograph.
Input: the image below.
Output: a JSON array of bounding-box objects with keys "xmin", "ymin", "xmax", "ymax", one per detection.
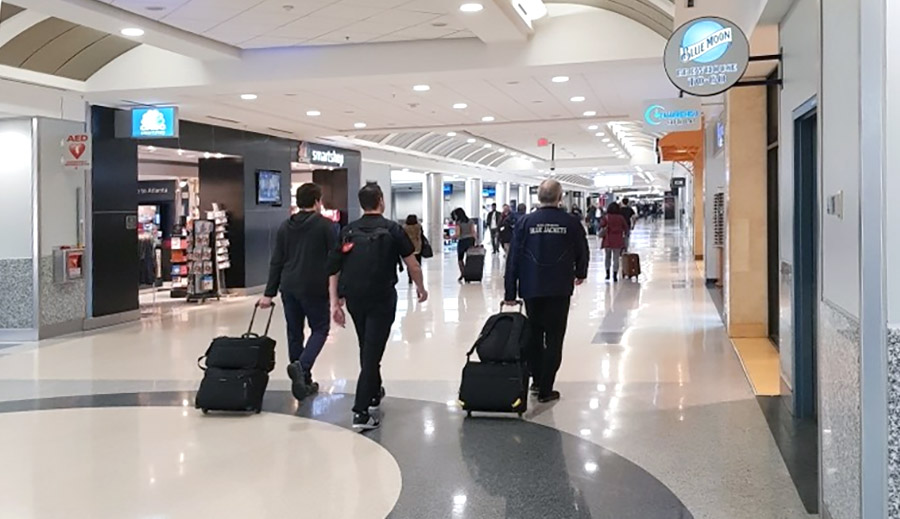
[{"xmin": 504, "ymin": 207, "xmax": 590, "ymax": 301}]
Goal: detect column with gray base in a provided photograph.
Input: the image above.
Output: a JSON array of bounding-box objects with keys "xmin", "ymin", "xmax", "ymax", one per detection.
[{"xmin": 424, "ymin": 173, "xmax": 444, "ymax": 256}]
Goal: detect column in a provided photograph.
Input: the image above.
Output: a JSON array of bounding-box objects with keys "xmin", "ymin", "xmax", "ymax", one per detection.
[
  {"xmin": 693, "ymin": 137, "xmax": 706, "ymax": 260},
  {"xmin": 495, "ymin": 181, "xmax": 509, "ymax": 209},
  {"xmin": 723, "ymin": 85, "xmax": 768, "ymax": 338},
  {"xmin": 424, "ymin": 172, "xmax": 444, "ymax": 256},
  {"xmin": 465, "ymin": 177, "xmax": 483, "ymax": 225},
  {"xmin": 518, "ymin": 185, "xmax": 528, "ymax": 210}
]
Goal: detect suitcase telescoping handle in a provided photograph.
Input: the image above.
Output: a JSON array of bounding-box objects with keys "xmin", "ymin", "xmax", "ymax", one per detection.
[
  {"xmin": 500, "ymin": 300, "xmax": 524, "ymax": 313},
  {"xmin": 245, "ymin": 302, "xmax": 276, "ymax": 338}
]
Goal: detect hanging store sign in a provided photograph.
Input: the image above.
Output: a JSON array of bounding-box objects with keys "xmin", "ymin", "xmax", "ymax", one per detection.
[
  {"xmin": 131, "ymin": 106, "xmax": 179, "ymax": 138},
  {"xmin": 642, "ymin": 98, "xmax": 702, "ymax": 133},
  {"xmin": 663, "ymin": 17, "xmax": 749, "ymax": 97},
  {"xmin": 300, "ymin": 142, "xmax": 346, "ymax": 167},
  {"xmin": 62, "ymin": 133, "xmax": 91, "ymax": 169}
]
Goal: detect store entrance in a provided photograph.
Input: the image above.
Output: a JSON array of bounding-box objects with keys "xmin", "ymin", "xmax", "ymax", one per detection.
[{"xmin": 137, "ymin": 146, "xmax": 234, "ymax": 313}]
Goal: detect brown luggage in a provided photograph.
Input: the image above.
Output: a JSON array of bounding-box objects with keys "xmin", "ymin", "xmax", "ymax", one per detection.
[{"xmin": 621, "ymin": 253, "xmax": 641, "ymax": 280}]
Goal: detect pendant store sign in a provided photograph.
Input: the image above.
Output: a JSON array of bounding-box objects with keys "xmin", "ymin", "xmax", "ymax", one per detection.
[
  {"xmin": 62, "ymin": 133, "xmax": 91, "ymax": 169},
  {"xmin": 664, "ymin": 17, "xmax": 749, "ymax": 97},
  {"xmin": 642, "ymin": 98, "xmax": 702, "ymax": 133},
  {"xmin": 131, "ymin": 106, "xmax": 179, "ymax": 138},
  {"xmin": 301, "ymin": 142, "xmax": 346, "ymax": 167}
]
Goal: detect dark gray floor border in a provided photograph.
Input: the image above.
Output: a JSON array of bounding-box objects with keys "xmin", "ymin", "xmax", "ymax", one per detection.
[{"xmin": 0, "ymin": 390, "xmax": 695, "ymax": 519}]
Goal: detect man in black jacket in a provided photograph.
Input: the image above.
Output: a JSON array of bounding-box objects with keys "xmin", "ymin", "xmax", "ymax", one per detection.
[
  {"xmin": 504, "ymin": 179, "xmax": 589, "ymax": 403},
  {"xmin": 260, "ymin": 183, "xmax": 336, "ymax": 401}
]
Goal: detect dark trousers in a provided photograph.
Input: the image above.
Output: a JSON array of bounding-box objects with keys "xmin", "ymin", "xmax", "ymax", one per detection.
[
  {"xmin": 347, "ymin": 291, "xmax": 398, "ymax": 414},
  {"xmin": 281, "ymin": 292, "xmax": 331, "ymax": 373},
  {"xmin": 525, "ymin": 296, "xmax": 571, "ymax": 397},
  {"xmin": 489, "ymin": 227, "xmax": 499, "ymax": 252}
]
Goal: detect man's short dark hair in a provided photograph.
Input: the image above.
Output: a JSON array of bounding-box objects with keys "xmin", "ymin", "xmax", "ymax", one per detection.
[
  {"xmin": 622, "ymin": 197, "xmax": 630, "ymax": 205},
  {"xmin": 359, "ymin": 182, "xmax": 384, "ymax": 211},
  {"xmin": 296, "ymin": 183, "xmax": 322, "ymax": 209},
  {"xmin": 517, "ymin": 204, "xmax": 526, "ymax": 213},
  {"xmin": 492, "ymin": 203, "xmax": 496, "ymax": 208}
]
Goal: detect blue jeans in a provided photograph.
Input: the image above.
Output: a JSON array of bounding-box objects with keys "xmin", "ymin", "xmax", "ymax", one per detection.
[{"xmin": 281, "ymin": 293, "xmax": 331, "ymax": 373}]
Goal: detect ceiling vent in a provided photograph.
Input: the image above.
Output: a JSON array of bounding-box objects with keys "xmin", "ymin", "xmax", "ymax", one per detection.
[{"xmin": 207, "ymin": 115, "xmax": 240, "ymax": 124}]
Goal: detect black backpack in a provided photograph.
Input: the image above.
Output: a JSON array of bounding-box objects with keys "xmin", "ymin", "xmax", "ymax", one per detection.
[
  {"xmin": 470, "ymin": 305, "xmax": 531, "ymax": 363},
  {"xmin": 338, "ymin": 225, "xmax": 395, "ymax": 298}
]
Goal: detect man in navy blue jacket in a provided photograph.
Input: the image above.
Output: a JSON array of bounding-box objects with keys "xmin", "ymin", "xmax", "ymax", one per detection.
[{"xmin": 504, "ymin": 179, "xmax": 589, "ymax": 403}]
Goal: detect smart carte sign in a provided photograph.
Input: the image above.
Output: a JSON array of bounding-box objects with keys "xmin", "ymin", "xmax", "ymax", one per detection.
[
  {"xmin": 663, "ymin": 17, "xmax": 749, "ymax": 97},
  {"xmin": 642, "ymin": 98, "xmax": 702, "ymax": 133},
  {"xmin": 131, "ymin": 107, "xmax": 178, "ymax": 138}
]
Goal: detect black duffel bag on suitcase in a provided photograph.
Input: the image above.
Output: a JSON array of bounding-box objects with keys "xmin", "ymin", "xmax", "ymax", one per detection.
[
  {"xmin": 196, "ymin": 303, "xmax": 277, "ymax": 414},
  {"xmin": 459, "ymin": 302, "xmax": 530, "ymax": 417}
]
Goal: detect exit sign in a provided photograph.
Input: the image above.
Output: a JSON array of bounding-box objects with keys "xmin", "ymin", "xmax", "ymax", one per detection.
[{"xmin": 537, "ymin": 138, "xmax": 549, "ymax": 147}]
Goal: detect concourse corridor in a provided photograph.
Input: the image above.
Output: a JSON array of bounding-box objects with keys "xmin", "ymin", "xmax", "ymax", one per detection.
[{"xmin": 0, "ymin": 222, "xmax": 811, "ymax": 518}]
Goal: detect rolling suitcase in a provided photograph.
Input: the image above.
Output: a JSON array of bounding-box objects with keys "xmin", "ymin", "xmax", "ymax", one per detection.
[
  {"xmin": 459, "ymin": 302, "xmax": 529, "ymax": 417},
  {"xmin": 463, "ymin": 245, "xmax": 485, "ymax": 283},
  {"xmin": 196, "ymin": 303, "xmax": 277, "ymax": 414},
  {"xmin": 621, "ymin": 252, "xmax": 642, "ymax": 280}
]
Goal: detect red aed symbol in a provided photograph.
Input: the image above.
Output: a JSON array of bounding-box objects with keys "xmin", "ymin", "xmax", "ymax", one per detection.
[
  {"xmin": 341, "ymin": 242, "xmax": 354, "ymax": 253},
  {"xmin": 69, "ymin": 143, "xmax": 86, "ymax": 159}
]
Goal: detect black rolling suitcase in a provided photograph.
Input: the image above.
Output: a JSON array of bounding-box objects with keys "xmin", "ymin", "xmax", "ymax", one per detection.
[
  {"xmin": 196, "ymin": 303, "xmax": 277, "ymax": 414},
  {"xmin": 463, "ymin": 245, "xmax": 485, "ymax": 283},
  {"xmin": 459, "ymin": 302, "xmax": 530, "ymax": 417}
]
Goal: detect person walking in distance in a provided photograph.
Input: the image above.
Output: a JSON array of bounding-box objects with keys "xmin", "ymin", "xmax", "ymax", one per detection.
[
  {"xmin": 452, "ymin": 208, "xmax": 478, "ymax": 282},
  {"xmin": 329, "ymin": 183, "xmax": 428, "ymax": 431},
  {"xmin": 620, "ymin": 197, "xmax": 636, "ymax": 250},
  {"xmin": 600, "ymin": 202, "xmax": 629, "ymax": 282},
  {"xmin": 402, "ymin": 214, "xmax": 424, "ymax": 284},
  {"xmin": 504, "ymin": 179, "xmax": 589, "ymax": 403},
  {"xmin": 485, "ymin": 203, "xmax": 501, "ymax": 254},
  {"xmin": 259, "ymin": 183, "xmax": 335, "ymax": 401}
]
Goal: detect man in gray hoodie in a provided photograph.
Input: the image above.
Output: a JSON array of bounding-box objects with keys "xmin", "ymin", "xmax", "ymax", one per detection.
[{"xmin": 259, "ymin": 183, "xmax": 337, "ymax": 401}]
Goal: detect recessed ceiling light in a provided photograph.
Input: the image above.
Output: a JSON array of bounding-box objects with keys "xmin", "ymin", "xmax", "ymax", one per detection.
[
  {"xmin": 121, "ymin": 27, "xmax": 145, "ymax": 37},
  {"xmin": 467, "ymin": 138, "xmax": 477, "ymax": 144},
  {"xmin": 587, "ymin": 125, "xmax": 599, "ymax": 130},
  {"xmin": 413, "ymin": 84, "xmax": 431, "ymax": 92},
  {"xmin": 459, "ymin": 3, "xmax": 484, "ymax": 13},
  {"xmin": 570, "ymin": 96, "xmax": 586, "ymax": 103},
  {"xmin": 240, "ymin": 93, "xmax": 257, "ymax": 100},
  {"xmin": 354, "ymin": 122, "xmax": 367, "ymax": 129},
  {"xmin": 447, "ymin": 131, "xmax": 457, "ymax": 137},
  {"xmin": 583, "ymin": 111, "xmax": 597, "ymax": 117},
  {"xmin": 481, "ymin": 116, "xmax": 495, "ymax": 122},
  {"xmin": 607, "ymin": 143, "xmax": 616, "ymax": 148},
  {"xmin": 499, "ymin": 148, "xmax": 506, "ymax": 152},
  {"xmin": 483, "ymin": 143, "xmax": 492, "ymax": 148},
  {"xmin": 177, "ymin": 149, "xmax": 184, "ymax": 155},
  {"xmin": 215, "ymin": 153, "xmax": 224, "ymax": 159},
  {"xmin": 602, "ymin": 138, "xmax": 611, "ymax": 142},
  {"xmin": 592, "ymin": 167, "xmax": 598, "ymax": 171},
  {"xmin": 306, "ymin": 110, "xmax": 321, "ymax": 117},
  {"xmin": 453, "ymin": 102, "xmax": 468, "ymax": 109},
  {"xmin": 551, "ymin": 76, "xmax": 569, "ymax": 83}
]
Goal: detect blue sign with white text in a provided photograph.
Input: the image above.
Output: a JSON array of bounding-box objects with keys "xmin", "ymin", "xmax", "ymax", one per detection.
[{"xmin": 131, "ymin": 107, "xmax": 178, "ymax": 138}]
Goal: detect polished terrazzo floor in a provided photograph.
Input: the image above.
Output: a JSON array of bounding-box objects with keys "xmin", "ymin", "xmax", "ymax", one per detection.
[{"xmin": 0, "ymin": 222, "xmax": 813, "ymax": 518}]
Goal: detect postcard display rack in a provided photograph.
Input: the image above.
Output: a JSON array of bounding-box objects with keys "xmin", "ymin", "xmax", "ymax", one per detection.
[
  {"xmin": 169, "ymin": 230, "xmax": 190, "ymax": 298},
  {"xmin": 184, "ymin": 210, "xmax": 228, "ymax": 303}
]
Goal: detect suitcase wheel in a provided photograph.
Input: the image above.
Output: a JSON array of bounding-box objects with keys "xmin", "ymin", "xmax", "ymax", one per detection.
[
  {"xmin": 201, "ymin": 409, "xmax": 209, "ymax": 415},
  {"xmin": 255, "ymin": 408, "xmax": 262, "ymax": 414},
  {"xmin": 467, "ymin": 411, "xmax": 472, "ymax": 417},
  {"xmin": 518, "ymin": 412, "xmax": 524, "ymax": 418}
]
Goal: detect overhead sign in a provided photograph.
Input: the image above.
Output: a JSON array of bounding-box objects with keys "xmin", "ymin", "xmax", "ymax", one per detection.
[
  {"xmin": 62, "ymin": 133, "xmax": 91, "ymax": 169},
  {"xmin": 663, "ymin": 17, "xmax": 749, "ymax": 96},
  {"xmin": 131, "ymin": 106, "xmax": 178, "ymax": 138},
  {"xmin": 671, "ymin": 177, "xmax": 687, "ymax": 188},
  {"xmin": 300, "ymin": 142, "xmax": 346, "ymax": 167},
  {"xmin": 642, "ymin": 98, "xmax": 702, "ymax": 133}
]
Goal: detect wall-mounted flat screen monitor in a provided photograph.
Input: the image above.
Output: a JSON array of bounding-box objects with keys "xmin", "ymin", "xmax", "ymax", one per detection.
[
  {"xmin": 256, "ymin": 170, "xmax": 282, "ymax": 206},
  {"xmin": 443, "ymin": 183, "xmax": 453, "ymax": 196}
]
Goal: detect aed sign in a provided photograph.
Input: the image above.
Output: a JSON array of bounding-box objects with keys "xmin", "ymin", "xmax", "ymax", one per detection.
[
  {"xmin": 664, "ymin": 17, "xmax": 749, "ymax": 96},
  {"xmin": 131, "ymin": 106, "xmax": 178, "ymax": 138},
  {"xmin": 62, "ymin": 133, "xmax": 91, "ymax": 169},
  {"xmin": 642, "ymin": 98, "xmax": 702, "ymax": 133}
]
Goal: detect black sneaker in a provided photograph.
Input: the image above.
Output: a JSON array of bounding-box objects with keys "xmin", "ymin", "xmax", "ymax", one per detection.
[
  {"xmin": 304, "ymin": 373, "xmax": 320, "ymax": 395},
  {"xmin": 352, "ymin": 412, "xmax": 381, "ymax": 432},
  {"xmin": 538, "ymin": 390, "xmax": 561, "ymax": 403},
  {"xmin": 286, "ymin": 362, "xmax": 308, "ymax": 401},
  {"xmin": 370, "ymin": 386, "xmax": 386, "ymax": 409}
]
